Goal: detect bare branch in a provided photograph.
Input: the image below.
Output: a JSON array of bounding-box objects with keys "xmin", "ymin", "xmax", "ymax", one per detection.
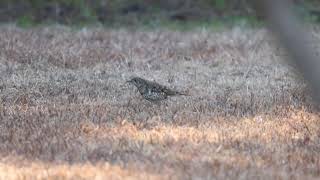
[{"xmin": 252, "ymin": 0, "xmax": 320, "ymax": 103}]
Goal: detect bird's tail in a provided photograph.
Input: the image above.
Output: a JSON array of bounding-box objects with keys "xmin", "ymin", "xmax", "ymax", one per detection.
[
  {"xmin": 176, "ymin": 91, "xmax": 189, "ymax": 96},
  {"xmin": 168, "ymin": 90, "xmax": 189, "ymax": 96}
]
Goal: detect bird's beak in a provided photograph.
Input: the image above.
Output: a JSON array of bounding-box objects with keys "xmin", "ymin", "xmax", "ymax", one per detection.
[{"xmin": 120, "ymin": 80, "xmax": 131, "ymax": 87}]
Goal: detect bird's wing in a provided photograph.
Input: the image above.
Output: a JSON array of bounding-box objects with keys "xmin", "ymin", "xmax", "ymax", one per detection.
[{"xmin": 149, "ymin": 80, "xmax": 188, "ymax": 96}]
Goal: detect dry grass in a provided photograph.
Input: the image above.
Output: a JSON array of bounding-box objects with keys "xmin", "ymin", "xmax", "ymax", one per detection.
[{"xmin": 0, "ymin": 25, "xmax": 319, "ymax": 179}]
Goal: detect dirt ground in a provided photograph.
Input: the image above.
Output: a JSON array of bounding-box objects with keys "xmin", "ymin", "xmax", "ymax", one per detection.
[{"xmin": 0, "ymin": 25, "xmax": 319, "ymax": 179}]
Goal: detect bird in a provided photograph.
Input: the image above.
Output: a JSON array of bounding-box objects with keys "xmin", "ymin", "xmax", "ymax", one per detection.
[{"xmin": 127, "ymin": 77, "xmax": 188, "ymax": 102}]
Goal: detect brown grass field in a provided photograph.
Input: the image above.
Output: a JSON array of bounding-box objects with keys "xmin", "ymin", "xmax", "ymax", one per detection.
[{"xmin": 0, "ymin": 25, "xmax": 319, "ymax": 179}]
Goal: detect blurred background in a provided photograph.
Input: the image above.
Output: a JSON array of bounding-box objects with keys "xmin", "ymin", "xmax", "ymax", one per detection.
[{"xmin": 1, "ymin": 0, "xmax": 319, "ymax": 27}]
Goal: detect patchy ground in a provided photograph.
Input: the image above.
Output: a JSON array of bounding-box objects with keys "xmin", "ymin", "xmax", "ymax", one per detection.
[{"xmin": 0, "ymin": 25, "xmax": 319, "ymax": 179}]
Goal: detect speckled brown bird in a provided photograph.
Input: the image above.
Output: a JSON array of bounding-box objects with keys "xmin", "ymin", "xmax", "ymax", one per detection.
[{"xmin": 127, "ymin": 77, "xmax": 187, "ymax": 102}]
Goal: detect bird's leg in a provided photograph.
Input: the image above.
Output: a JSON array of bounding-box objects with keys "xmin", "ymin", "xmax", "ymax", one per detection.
[
  {"xmin": 153, "ymin": 100, "xmax": 161, "ymax": 109},
  {"xmin": 146, "ymin": 101, "xmax": 159, "ymax": 117}
]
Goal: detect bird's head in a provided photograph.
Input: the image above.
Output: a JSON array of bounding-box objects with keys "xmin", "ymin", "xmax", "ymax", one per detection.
[{"xmin": 126, "ymin": 77, "xmax": 145, "ymax": 87}]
